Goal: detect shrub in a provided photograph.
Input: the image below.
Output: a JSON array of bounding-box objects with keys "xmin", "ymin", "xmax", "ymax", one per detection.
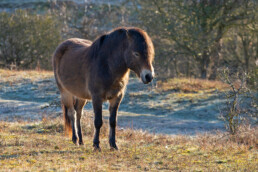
[
  {"xmin": 0, "ymin": 10, "xmax": 62, "ymax": 70},
  {"xmin": 219, "ymin": 68, "xmax": 251, "ymax": 134}
]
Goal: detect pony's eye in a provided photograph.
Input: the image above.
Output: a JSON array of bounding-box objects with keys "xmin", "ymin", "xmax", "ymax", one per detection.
[{"xmin": 133, "ymin": 52, "xmax": 140, "ymax": 58}]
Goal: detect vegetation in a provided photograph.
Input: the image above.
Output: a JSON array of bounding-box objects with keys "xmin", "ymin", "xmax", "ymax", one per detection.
[
  {"xmin": 0, "ymin": 1, "xmax": 257, "ymax": 79},
  {"xmin": 0, "ymin": 116, "xmax": 257, "ymax": 171},
  {"xmin": 135, "ymin": 0, "xmax": 258, "ymax": 79},
  {"xmin": 218, "ymin": 68, "xmax": 257, "ymax": 135},
  {"xmin": 0, "ymin": 69, "xmax": 53, "ymax": 84},
  {"xmin": 0, "ymin": 10, "xmax": 62, "ymax": 70},
  {"xmin": 0, "ymin": 0, "xmax": 257, "ymax": 170},
  {"xmin": 157, "ymin": 78, "xmax": 229, "ymax": 93}
]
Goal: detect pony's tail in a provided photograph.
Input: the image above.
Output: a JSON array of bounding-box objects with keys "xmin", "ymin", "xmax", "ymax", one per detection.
[{"xmin": 62, "ymin": 105, "xmax": 72, "ymax": 137}]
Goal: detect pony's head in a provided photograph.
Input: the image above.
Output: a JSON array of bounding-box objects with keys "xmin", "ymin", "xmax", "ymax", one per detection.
[{"xmin": 124, "ymin": 28, "xmax": 155, "ymax": 84}]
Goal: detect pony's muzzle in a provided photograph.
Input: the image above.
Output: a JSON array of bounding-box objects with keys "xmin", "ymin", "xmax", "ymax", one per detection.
[{"xmin": 140, "ymin": 69, "xmax": 154, "ymax": 84}]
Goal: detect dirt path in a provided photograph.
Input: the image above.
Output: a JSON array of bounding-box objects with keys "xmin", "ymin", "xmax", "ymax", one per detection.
[{"xmin": 0, "ymin": 77, "xmax": 227, "ymax": 135}]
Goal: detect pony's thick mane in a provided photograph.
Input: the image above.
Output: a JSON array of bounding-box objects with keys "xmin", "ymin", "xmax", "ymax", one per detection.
[
  {"xmin": 87, "ymin": 34, "xmax": 107, "ymax": 60},
  {"xmin": 86, "ymin": 27, "xmax": 153, "ymax": 61},
  {"xmin": 87, "ymin": 28, "xmax": 130, "ymax": 60}
]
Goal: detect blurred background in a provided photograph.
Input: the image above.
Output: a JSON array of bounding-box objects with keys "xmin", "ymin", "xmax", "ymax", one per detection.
[
  {"xmin": 0, "ymin": 0, "xmax": 257, "ymax": 135},
  {"xmin": 0, "ymin": 0, "xmax": 257, "ymax": 80},
  {"xmin": 0, "ymin": 2, "xmax": 257, "ymax": 170}
]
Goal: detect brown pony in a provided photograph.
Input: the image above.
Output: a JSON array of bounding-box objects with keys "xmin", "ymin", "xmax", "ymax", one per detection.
[{"xmin": 52, "ymin": 27, "xmax": 155, "ymax": 150}]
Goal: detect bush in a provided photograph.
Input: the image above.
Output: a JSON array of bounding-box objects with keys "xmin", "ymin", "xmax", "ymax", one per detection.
[
  {"xmin": 0, "ymin": 10, "xmax": 62, "ymax": 70},
  {"xmin": 218, "ymin": 68, "xmax": 255, "ymax": 134}
]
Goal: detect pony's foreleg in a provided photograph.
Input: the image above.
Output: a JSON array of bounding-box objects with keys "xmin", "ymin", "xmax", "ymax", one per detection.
[
  {"xmin": 92, "ymin": 97, "xmax": 103, "ymax": 151},
  {"xmin": 74, "ymin": 98, "xmax": 86, "ymax": 145},
  {"xmin": 108, "ymin": 94, "xmax": 123, "ymax": 150}
]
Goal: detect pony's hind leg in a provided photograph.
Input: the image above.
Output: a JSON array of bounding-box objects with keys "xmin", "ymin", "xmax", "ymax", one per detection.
[
  {"xmin": 61, "ymin": 92, "xmax": 79, "ymax": 145},
  {"xmin": 74, "ymin": 98, "xmax": 86, "ymax": 145}
]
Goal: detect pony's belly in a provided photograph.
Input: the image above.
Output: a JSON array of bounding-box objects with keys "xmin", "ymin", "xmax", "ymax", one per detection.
[
  {"xmin": 74, "ymin": 90, "xmax": 91, "ymax": 100},
  {"xmin": 70, "ymin": 87, "xmax": 91, "ymax": 100},
  {"xmin": 61, "ymin": 81, "xmax": 91, "ymax": 100}
]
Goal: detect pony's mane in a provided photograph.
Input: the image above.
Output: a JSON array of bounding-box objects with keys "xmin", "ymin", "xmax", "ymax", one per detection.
[
  {"xmin": 87, "ymin": 28, "xmax": 127, "ymax": 60},
  {"xmin": 87, "ymin": 27, "xmax": 153, "ymax": 60},
  {"xmin": 87, "ymin": 34, "xmax": 107, "ymax": 60}
]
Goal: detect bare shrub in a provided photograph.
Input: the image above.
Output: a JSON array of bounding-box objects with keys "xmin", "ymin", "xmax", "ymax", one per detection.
[{"xmin": 218, "ymin": 67, "xmax": 256, "ymax": 134}]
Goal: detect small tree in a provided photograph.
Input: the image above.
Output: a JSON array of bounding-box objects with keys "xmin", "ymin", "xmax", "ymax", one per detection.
[{"xmin": 219, "ymin": 68, "xmax": 248, "ymax": 134}]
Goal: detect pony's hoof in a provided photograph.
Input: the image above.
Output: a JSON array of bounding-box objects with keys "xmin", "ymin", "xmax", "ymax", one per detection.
[
  {"xmin": 109, "ymin": 142, "xmax": 118, "ymax": 150},
  {"xmin": 72, "ymin": 140, "xmax": 79, "ymax": 146},
  {"xmin": 93, "ymin": 145, "xmax": 101, "ymax": 152},
  {"xmin": 110, "ymin": 146, "xmax": 118, "ymax": 151},
  {"xmin": 72, "ymin": 137, "xmax": 78, "ymax": 144},
  {"xmin": 79, "ymin": 141, "xmax": 84, "ymax": 146}
]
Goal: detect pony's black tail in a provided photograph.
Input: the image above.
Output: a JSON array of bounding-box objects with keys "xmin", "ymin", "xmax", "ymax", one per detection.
[{"xmin": 63, "ymin": 105, "xmax": 72, "ymax": 137}]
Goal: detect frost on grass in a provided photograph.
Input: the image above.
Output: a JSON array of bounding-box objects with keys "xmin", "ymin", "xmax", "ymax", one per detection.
[{"xmin": 0, "ymin": 69, "xmax": 256, "ymax": 135}]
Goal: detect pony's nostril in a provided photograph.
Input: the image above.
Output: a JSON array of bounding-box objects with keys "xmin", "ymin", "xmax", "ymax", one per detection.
[{"xmin": 145, "ymin": 74, "xmax": 153, "ymax": 83}]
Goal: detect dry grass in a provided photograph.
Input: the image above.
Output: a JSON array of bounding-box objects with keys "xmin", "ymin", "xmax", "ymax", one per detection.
[
  {"xmin": 0, "ymin": 69, "xmax": 256, "ymax": 171},
  {"xmin": 0, "ymin": 116, "xmax": 257, "ymax": 171},
  {"xmin": 157, "ymin": 78, "xmax": 229, "ymax": 93},
  {"xmin": 0, "ymin": 69, "xmax": 53, "ymax": 84}
]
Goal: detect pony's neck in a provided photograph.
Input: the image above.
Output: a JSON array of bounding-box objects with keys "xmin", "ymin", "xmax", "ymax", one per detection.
[
  {"xmin": 107, "ymin": 51, "xmax": 129, "ymax": 81},
  {"xmin": 97, "ymin": 30, "xmax": 129, "ymax": 82}
]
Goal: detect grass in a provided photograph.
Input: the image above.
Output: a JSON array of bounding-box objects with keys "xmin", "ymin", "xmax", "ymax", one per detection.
[
  {"xmin": 0, "ymin": 69, "xmax": 257, "ymax": 171},
  {"xmin": 0, "ymin": 69, "xmax": 53, "ymax": 84},
  {"xmin": 154, "ymin": 78, "xmax": 231, "ymax": 101},
  {"xmin": 157, "ymin": 78, "xmax": 229, "ymax": 93},
  {"xmin": 0, "ymin": 116, "xmax": 257, "ymax": 171}
]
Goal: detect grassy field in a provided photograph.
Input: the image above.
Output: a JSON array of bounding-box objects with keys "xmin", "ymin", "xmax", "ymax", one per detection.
[
  {"xmin": 0, "ymin": 117, "xmax": 257, "ymax": 171},
  {"xmin": 0, "ymin": 69, "xmax": 257, "ymax": 171}
]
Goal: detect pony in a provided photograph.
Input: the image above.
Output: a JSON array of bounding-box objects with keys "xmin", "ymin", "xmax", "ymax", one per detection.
[{"xmin": 52, "ymin": 27, "xmax": 155, "ymax": 150}]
